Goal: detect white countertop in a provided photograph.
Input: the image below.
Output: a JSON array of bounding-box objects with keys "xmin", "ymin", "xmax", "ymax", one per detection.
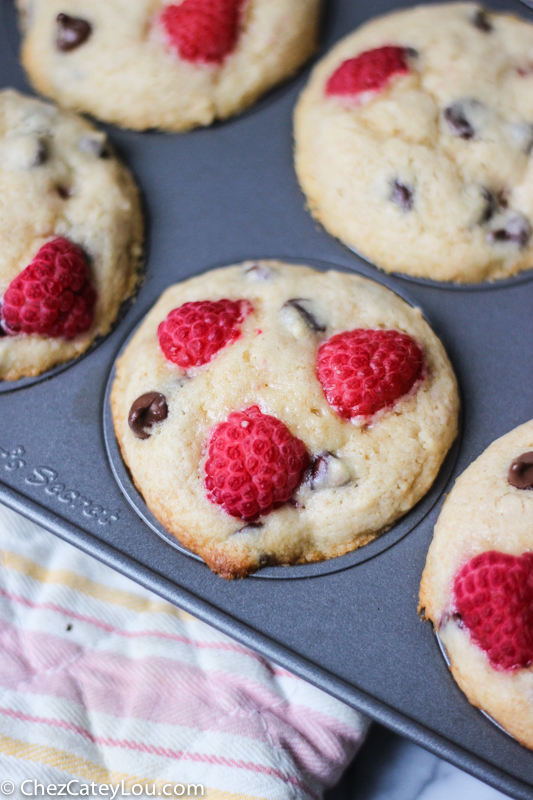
[{"xmin": 326, "ymin": 724, "xmax": 510, "ymax": 800}]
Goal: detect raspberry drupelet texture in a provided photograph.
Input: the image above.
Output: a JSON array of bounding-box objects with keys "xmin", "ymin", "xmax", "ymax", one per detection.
[
  {"xmin": 326, "ymin": 46, "xmax": 410, "ymax": 98},
  {"xmin": 317, "ymin": 328, "xmax": 424, "ymax": 420},
  {"xmin": 453, "ymin": 551, "xmax": 533, "ymax": 671},
  {"xmin": 1, "ymin": 238, "xmax": 96, "ymax": 338},
  {"xmin": 158, "ymin": 298, "xmax": 252, "ymax": 369},
  {"xmin": 160, "ymin": 0, "xmax": 246, "ymax": 64},
  {"xmin": 205, "ymin": 405, "xmax": 309, "ymax": 521}
]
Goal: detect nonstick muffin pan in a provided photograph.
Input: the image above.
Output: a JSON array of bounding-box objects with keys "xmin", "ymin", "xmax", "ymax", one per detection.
[{"xmin": 1, "ymin": 0, "xmax": 533, "ymax": 797}]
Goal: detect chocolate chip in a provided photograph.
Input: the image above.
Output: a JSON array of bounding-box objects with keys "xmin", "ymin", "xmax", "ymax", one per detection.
[
  {"xmin": 78, "ymin": 135, "xmax": 111, "ymax": 159},
  {"xmin": 404, "ymin": 47, "xmax": 419, "ymax": 59},
  {"xmin": 309, "ymin": 452, "xmax": 352, "ymax": 490},
  {"xmin": 56, "ymin": 13, "xmax": 92, "ymax": 52},
  {"xmin": 487, "ymin": 212, "xmax": 531, "ymax": 248},
  {"xmin": 472, "ymin": 8, "xmax": 492, "ymax": 32},
  {"xmin": 237, "ymin": 522, "xmax": 264, "ymax": 534},
  {"xmin": 34, "ymin": 138, "xmax": 49, "ymax": 166},
  {"xmin": 128, "ymin": 392, "xmax": 168, "ymax": 440},
  {"xmin": 508, "ymin": 452, "xmax": 533, "ymax": 489},
  {"xmin": 56, "ymin": 185, "xmax": 72, "ymax": 199},
  {"xmin": 391, "ymin": 180, "xmax": 413, "ymax": 211},
  {"xmin": 479, "ymin": 189, "xmax": 498, "ymax": 224},
  {"xmin": 444, "ymin": 100, "xmax": 479, "ymax": 139},
  {"xmin": 258, "ymin": 553, "xmax": 272, "ymax": 567},
  {"xmin": 243, "ymin": 263, "xmax": 276, "ymax": 281},
  {"xmin": 283, "ymin": 299, "xmax": 326, "ymax": 333}
]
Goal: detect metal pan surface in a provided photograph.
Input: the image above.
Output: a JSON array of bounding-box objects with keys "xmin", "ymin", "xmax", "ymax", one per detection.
[{"xmin": 1, "ymin": 0, "xmax": 533, "ymax": 797}]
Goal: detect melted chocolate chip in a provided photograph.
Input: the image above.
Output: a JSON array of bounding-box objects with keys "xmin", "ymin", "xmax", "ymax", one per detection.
[
  {"xmin": 56, "ymin": 13, "xmax": 92, "ymax": 52},
  {"xmin": 472, "ymin": 8, "xmax": 493, "ymax": 32},
  {"xmin": 309, "ymin": 452, "xmax": 352, "ymax": 490},
  {"xmin": 508, "ymin": 452, "xmax": 533, "ymax": 489},
  {"xmin": 487, "ymin": 212, "xmax": 531, "ymax": 248},
  {"xmin": 128, "ymin": 392, "xmax": 168, "ymax": 440},
  {"xmin": 391, "ymin": 180, "xmax": 413, "ymax": 211},
  {"xmin": 444, "ymin": 100, "xmax": 478, "ymax": 139},
  {"xmin": 283, "ymin": 299, "xmax": 326, "ymax": 333}
]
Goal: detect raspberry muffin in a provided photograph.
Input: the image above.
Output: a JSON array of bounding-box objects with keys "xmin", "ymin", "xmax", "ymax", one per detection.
[
  {"xmin": 420, "ymin": 420, "xmax": 533, "ymax": 749},
  {"xmin": 111, "ymin": 261, "xmax": 459, "ymax": 578},
  {"xmin": 17, "ymin": 0, "xmax": 321, "ymax": 132},
  {"xmin": 0, "ymin": 89, "xmax": 143, "ymax": 381},
  {"xmin": 295, "ymin": 3, "xmax": 533, "ymax": 283}
]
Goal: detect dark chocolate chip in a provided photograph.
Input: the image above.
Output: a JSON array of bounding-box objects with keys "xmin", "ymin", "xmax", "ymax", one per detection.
[
  {"xmin": 56, "ymin": 185, "xmax": 72, "ymax": 199},
  {"xmin": 404, "ymin": 47, "xmax": 419, "ymax": 59},
  {"xmin": 309, "ymin": 454, "xmax": 329, "ymax": 489},
  {"xmin": 34, "ymin": 138, "xmax": 49, "ymax": 166},
  {"xmin": 309, "ymin": 452, "xmax": 352, "ymax": 490},
  {"xmin": 128, "ymin": 392, "xmax": 168, "ymax": 439},
  {"xmin": 487, "ymin": 212, "xmax": 531, "ymax": 248},
  {"xmin": 479, "ymin": 189, "xmax": 498, "ymax": 224},
  {"xmin": 443, "ymin": 100, "xmax": 478, "ymax": 139},
  {"xmin": 391, "ymin": 180, "xmax": 413, "ymax": 211},
  {"xmin": 258, "ymin": 553, "xmax": 272, "ymax": 567},
  {"xmin": 56, "ymin": 13, "xmax": 92, "ymax": 52},
  {"xmin": 508, "ymin": 451, "xmax": 533, "ymax": 489},
  {"xmin": 237, "ymin": 522, "xmax": 264, "ymax": 534},
  {"xmin": 472, "ymin": 8, "xmax": 493, "ymax": 32},
  {"xmin": 283, "ymin": 299, "xmax": 326, "ymax": 333}
]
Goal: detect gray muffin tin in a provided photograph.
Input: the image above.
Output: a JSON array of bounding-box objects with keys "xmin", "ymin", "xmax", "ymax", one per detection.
[{"xmin": 1, "ymin": 0, "xmax": 532, "ymax": 796}]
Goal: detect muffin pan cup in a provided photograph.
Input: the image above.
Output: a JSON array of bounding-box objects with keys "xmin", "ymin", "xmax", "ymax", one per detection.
[{"xmin": 1, "ymin": 0, "xmax": 533, "ymax": 797}]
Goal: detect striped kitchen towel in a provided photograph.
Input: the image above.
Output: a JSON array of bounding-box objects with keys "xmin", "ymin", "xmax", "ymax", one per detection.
[{"xmin": 0, "ymin": 504, "xmax": 368, "ymax": 799}]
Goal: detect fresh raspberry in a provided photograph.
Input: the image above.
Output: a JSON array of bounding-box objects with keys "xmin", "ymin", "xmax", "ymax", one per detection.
[
  {"xmin": 326, "ymin": 46, "xmax": 410, "ymax": 98},
  {"xmin": 160, "ymin": 0, "xmax": 246, "ymax": 64},
  {"xmin": 454, "ymin": 551, "xmax": 533, "ymax": 671},
  {"xmin": 1, "ymin": 238, "xmax": 96, "ymax": 339},
  {"xmin": 158, "ymin": 299, "xmax": 252, "ymax": 369},
  {"xmin": 317, "ymin": 329, "xmax": 424, "ymax": 420},
  {"xmin": 205, "ymin": 406, "xmax": 309, "ymax": 521}
]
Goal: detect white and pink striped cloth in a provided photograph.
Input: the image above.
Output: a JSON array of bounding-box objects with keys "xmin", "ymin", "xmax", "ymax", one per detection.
[{"xmin": 0, "ymin": 504, "xmax": 368, "ymax": 799}]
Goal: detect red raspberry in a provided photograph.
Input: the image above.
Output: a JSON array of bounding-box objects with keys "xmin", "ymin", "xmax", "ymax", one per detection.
[
  {"xmin": 160, "ymin": 0, "xmax": 246, "ymax": 64},
  {"xmin": 454, "ymin": 551, "xmax": 533, "ymax": 671},
  {"xmin": 1, "ymin": 238, "xmax": 96, "ymax": 339},
  {"xmin": 317, "ymin": 329, "xmax": 424, "ymax": 420},
  {"xmin": 326, "ymin": 46, "xmax": 410, "ymax": 98},
  {"xmin": 205, "ymin": 406, "xmax": 309, "ymax": 521},
  {"xmin": 158, "ymin": 298, "xmax": 252, "ymax": 369}
]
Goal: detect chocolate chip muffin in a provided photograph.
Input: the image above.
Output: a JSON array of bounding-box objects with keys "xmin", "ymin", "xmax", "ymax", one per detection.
[
  {"xmin": 420, "ymin": 420, "xmax": 533, "ymax": 750},
  {"xmin": 16, "ymin": 0, "xmax": 321, "ymax": 132},
  {"xmin": 294, "ymin": 3, "xmax": 533, "ymax": 282},
  {"xmin": 0, "ymin": 89, "xmax": 143, "ymax": 380},
  {"xmin": 111, "ymin": 261, "xmax": 459, "ymax": 578}
]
